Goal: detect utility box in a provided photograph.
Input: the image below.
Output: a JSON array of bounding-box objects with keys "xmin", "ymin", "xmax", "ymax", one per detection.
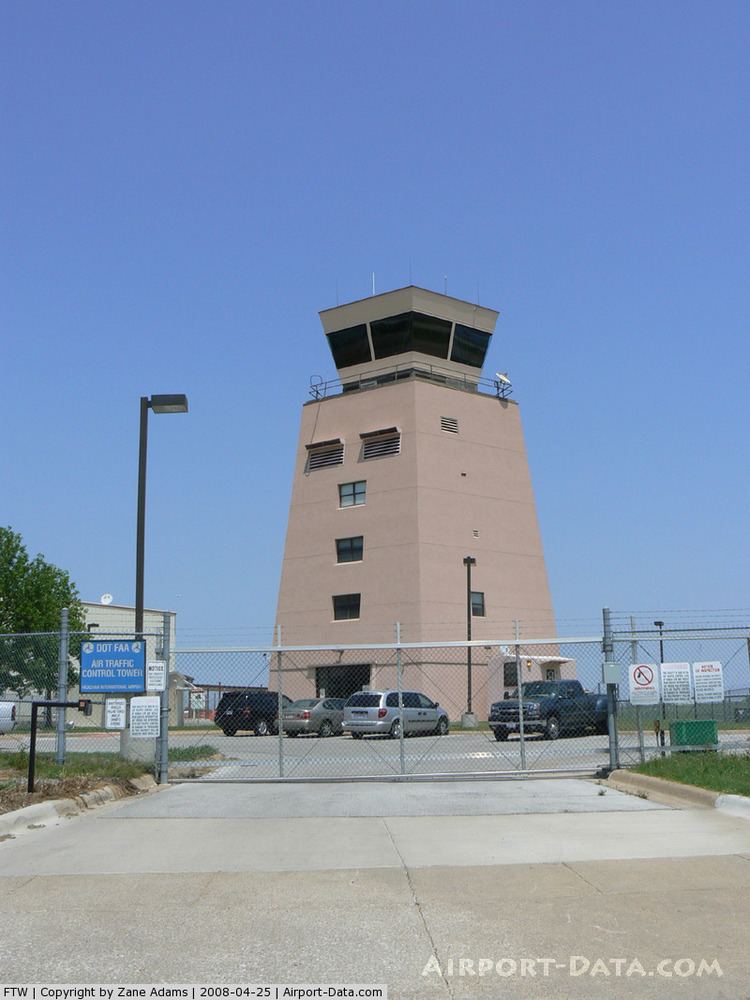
[{"xmin": 669, "ymin": 719, "xmax": 718, "ymax": 748}]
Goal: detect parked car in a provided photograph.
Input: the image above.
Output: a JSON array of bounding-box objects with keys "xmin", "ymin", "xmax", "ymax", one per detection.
[
  {"xmin": 214, "ymin": 689, "xmax": 293, "ymax": 736},
  {"xmin": 488, "ymin": 680, "xmax": 608, "ymax": 741},
  {"xmin": 0, "ymin": 702, "xmax": 17, "ymax": 735},
  {"xmin": 282, "ymin": 698, "xmax": 346, "ymax": 738},
  {"xmin": 343, "ymin": 690, "xmax": 449, "ymax": 739}
]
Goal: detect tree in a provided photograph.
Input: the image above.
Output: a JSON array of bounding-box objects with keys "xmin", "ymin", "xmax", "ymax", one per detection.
[{"xmin": 0, "ymin": 527, "xmax": 86, "ymax": 698}]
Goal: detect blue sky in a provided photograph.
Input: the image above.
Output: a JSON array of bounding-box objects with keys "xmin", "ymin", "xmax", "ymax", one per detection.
[{"xmin": 3, "ymin": 1, "xmax": 749, "ymax": 644}]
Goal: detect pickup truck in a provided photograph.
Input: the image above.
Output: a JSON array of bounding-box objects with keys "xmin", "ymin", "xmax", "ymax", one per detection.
[
  {"xmin": 488, "ymin": 680, "xmax": 608, "ymax": 741},
  {"xmin": 0, "ymin": 702, "xmax": 17, "ymax": 735}
]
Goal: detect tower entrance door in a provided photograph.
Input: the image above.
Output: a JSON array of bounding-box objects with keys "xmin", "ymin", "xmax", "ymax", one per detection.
[{"xmin": 316, "ymin": 664, "xmax": 371, "ymax": 700}]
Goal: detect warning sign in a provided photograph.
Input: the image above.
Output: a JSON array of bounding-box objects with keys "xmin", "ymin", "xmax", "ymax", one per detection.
[
  {"xmin": 628, "ymin": 663, "xmax": 660, "ymax": 705},
  {"xmin": 104, "ymin": 698, "xmax": 127, "ymax": 730},
  {"xmin": 129, "ymin": 695, "xmax": 161, "ymax": 738},
  {"xmin": 146, "ymin": 660, "xmax": 167, "ymax": 692},
  {"xmin": 693, "ymin": 661, "xmax": 724, "ymax": 704},
  {"xmin": 660, "ymin": 662, "xmax": 693, "ymax": 704}
]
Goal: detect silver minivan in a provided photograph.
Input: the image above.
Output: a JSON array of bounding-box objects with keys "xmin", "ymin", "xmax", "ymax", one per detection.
[{"xmin": 342, "ymin": 690, "xmax": 449, "ymax": 739}]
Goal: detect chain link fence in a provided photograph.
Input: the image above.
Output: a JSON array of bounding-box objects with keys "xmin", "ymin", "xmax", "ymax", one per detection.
[
  {"xmin": 610, "ymin": 624, "xmax": 750, "ymax": 765},
  {"xmin": 0, "ymin": 628, "xmax": 166, "ymax": 768},
  {"xmin": 2, "ymin": 617, "xmax": 748, "ymax": 783}
]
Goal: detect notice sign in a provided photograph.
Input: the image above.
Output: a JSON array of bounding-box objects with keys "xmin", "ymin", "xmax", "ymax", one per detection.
[
  {"xmin": 146, "ymin": 660, "xmax": 167, "ymax": 692},
  {"xmin": 130, "ymin": 695, "xmax": 161, "ymax": 738},
  {"xmin": 105, "ymin": 698, "xmax": 127, "ymax": 730},
  {"xmin": 80, "ymin": 639, "xmax": 145, "ymax": 694},
  {"xmin": 660, "ymin": 662, "xmax": 693, "ymax": 704},
  {"xmin": 629, "ymin": 663, "xmax": 660, "ymax": 705},
  {"xmin": 693, "ymin": 661, "xmax": 724, "ymax": 704}
]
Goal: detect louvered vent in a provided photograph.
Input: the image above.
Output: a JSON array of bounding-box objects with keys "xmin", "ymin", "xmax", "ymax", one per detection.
[
  {"xmin": 306, "ymin": 439, "xmax": 344, "ymax": 470},
  {"xmin": 441, "ymin": 416, "xmax": 459, "ymax": 433},
  {"xmin": 362, "ymin": 433, "xmax": 401, "ymax": 460}
]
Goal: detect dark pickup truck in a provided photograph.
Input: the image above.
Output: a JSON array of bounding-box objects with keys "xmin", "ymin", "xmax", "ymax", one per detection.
[{"xmin": 488, "ymin": 680, "xmax": 608, "ymax": 741}]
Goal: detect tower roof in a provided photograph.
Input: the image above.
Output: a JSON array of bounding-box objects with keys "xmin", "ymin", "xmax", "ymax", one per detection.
[{"xmin": 319, "ymin": 286, "xmax": 498, "ymax": 378}]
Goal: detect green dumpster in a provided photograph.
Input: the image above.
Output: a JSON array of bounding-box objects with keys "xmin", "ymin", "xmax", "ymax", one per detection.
[{"xmin": 669, "ymin": 719, "xmax": 718, "ymax": 749}]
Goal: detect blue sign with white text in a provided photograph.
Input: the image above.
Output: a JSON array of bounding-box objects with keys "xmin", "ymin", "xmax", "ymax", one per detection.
[{"xmin": 80, "ymin": 639, "xmax": 146, "ymax": 693}]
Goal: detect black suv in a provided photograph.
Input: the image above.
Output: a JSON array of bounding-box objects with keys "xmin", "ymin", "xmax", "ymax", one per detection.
[{"xmin": 215, "ymin": 688, "xmax": 293, "ymax": 736}]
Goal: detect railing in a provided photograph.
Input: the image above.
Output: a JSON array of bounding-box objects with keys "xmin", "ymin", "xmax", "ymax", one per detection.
[{"xmin": 308, "ymin": 363, "xmax": 513, "ymax": 400}]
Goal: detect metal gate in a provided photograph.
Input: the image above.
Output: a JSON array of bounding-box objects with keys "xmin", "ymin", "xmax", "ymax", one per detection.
[{"xmin": 170, "ymin": 635, "xmax": 616, "ymax": 781}]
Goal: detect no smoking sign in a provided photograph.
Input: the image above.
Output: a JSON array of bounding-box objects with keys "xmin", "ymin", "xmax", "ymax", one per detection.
[{"xmin": 629, "ymin": 663, "xmax": 660, "ymax": 705}]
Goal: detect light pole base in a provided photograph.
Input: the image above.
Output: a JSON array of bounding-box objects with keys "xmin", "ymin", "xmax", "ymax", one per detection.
[
  {"xmin": 461, "ymin": 712, "xmax": 478, "ymax": 729},
  {"xmin": 119, "ymin": 730, "xmax": 156, "ymax": 764}
]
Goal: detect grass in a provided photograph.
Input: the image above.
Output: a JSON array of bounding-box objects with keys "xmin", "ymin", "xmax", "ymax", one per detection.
[
  {"xmin": 167, "ymin": 744, "xmax": 217, "ymax": 761},
  {"xmin": 0, "ymin": 750, "xmax": 149, "ymax": 781},
  {"xmin": 633, "ymin": 752, "xmax": 750, "ymax": 797},
  {"xmin": 0, "ymin": 744, "xmax": 217, "ymax": 776}
]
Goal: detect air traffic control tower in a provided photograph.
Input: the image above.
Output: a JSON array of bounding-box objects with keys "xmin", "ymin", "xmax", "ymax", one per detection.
[{"xmin": 275, "ymin": 286, "xmax": 556, "ymax": 708}]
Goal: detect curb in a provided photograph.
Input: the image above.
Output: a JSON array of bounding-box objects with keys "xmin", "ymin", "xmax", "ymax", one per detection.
[
  {"xmin": 606, "ymin": 769, "xmax": 750, "ymax": 818},
  {"xmin": 0, "ymin": 776, "xmax": 158, "ymax": 839},
  {"xmin": 607, "ymin": 769, "xmax": 719, "ymax": 807},
  {"xmin": 715, "ymin": 794, "xmax": 750, "ymax": 820}
]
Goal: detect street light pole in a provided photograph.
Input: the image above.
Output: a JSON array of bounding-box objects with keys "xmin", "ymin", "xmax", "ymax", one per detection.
[
  {"xmin": 463, "ymin": 556, "xmax": 476, "ymax": 718},
  {"xmin": 135, "ymin": 396, "xmax": 150, "ymax": 640},
  {"xmin": 135, "ymin": 394, "xmax": 189, "ymax": 639},
  {"xmin": 654, "ymin": 619, "xmax": 665, "ymax": 748}
]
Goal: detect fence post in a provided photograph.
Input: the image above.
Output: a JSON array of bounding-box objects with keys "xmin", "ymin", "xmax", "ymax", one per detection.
[
  {"xmin": 158, "ymin": 612, "xmax": 171, "ymax": 784},
  {"xmin": 514, "ymin": 620, "xmax": 527, "ymax": 772},
  {"xmin": 276, "ymin": 624, "xmax": 284, "ymax": 778},
  {"xmin": 603, "ymin": 607, "xmax": 619, "ymax": 771},
  {"xmin": 396, "ymin": 622, "xmax": 405, "ymax": 776},
  {"xmin": 630, "ymin": 616, "xmax": 645, "ymax": 763},
  {"xmin": 55, "ymin": 608, "xmax": 69, "ymax": 765}
]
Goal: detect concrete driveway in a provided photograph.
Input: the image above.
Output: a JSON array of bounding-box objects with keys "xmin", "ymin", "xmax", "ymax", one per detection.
[{"xmin": 1, "ymin": 778, "xmax": 750, "ymax": 998}]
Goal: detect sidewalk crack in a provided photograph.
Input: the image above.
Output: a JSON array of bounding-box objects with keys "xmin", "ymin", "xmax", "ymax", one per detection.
[
  {"xmin": 563, "ymin": 861, "xmax": 605, "ymax": 894},
  {"xmin": 381, "ymin": 819, "xmax": 454, "ymax": 999}
]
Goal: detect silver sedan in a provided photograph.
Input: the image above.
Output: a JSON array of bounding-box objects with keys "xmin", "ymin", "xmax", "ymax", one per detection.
[{"xmin": 282, "ymin": 698, "xmax": 346, "ymax": 738}]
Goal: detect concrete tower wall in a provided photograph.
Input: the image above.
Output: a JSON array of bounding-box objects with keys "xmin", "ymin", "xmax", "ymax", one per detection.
[
  {"xmin": 276, "ymin": 381, "xmax": 554, "ymax": 644},
  {"xmin": 276, "ymin": 380, "xmax": 421, "ymax": 646},
  {"xmin": 411, "ymin": 379, "xmax": 555, "ymax": 642}
]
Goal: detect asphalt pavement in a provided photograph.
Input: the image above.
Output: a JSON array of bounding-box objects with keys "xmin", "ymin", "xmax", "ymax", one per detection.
[{"xmin": 5, "ymin": 727, "xmax": 748, "ymax": 780}]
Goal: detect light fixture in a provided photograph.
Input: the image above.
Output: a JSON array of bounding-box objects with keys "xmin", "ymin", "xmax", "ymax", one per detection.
[{"xmin": 149, "ymin": 394, "xmax": 189, "ymax": 414}]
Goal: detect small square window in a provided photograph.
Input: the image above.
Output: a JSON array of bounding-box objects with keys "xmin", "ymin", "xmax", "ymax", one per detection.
[
  {"xmin": 339, "ymin": 481, "xmax": 366, "ymax": 507},
  {"xmin": 470, "ymin": 591, "xmax": 485, "ymax": 617},
  {"xmin": 333, "ymin": 593, "xmax": 361, "ymax": 620},
  {"xmin": 336, "ymin": 536, "xmax": 364, "ymax": 563}
]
